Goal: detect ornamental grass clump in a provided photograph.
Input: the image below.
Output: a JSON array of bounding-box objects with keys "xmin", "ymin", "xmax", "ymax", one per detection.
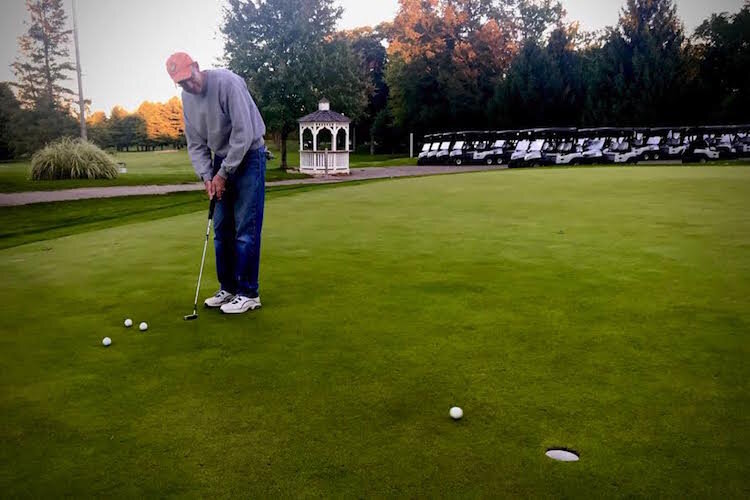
[{"xmin": 31, "ymin": 137, "xmax": 118, "ymax": 180}]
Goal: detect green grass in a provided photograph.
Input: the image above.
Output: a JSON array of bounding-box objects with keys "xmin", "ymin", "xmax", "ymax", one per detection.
[
  {"xmin": 1, "ymin": 166, "xmax": 748, "ymax": 496},
  {"xmin": 0, "ymin": 143, "xmax": 415, "ymax": 192},
  {"xmin": 350, "ymin": 152, "xmax": 418, "ymax": 167},
  {"xmin": 0, "ymin": 149, "xmax": 308, "ymax": 192},
  {"xmin": 0, "ymin": 181, "xmax": 382, "ymax": 250}
]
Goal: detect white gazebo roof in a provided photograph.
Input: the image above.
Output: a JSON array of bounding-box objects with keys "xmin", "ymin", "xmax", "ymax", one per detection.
[{"xmin": 298, "ymin": 99, "xmax": 350, "ymax": 124}]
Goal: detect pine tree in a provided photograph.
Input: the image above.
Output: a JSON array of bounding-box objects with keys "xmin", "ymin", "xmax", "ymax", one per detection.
[
  {"xmin": 11, "ymin": 0, "xmax": 75, "ymax": 111},
  {"xmin": 587, "ymin": 0, "xmax": 686, "ymax": 125},
  {"xmin": 0, "ymin": 83, "xmax": 22, "ymax": 159}
]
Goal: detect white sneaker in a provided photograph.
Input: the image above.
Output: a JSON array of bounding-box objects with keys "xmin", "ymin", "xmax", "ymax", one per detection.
[
  {"xmin": 220, "ymin": 295, "xmax": 261, "ymax": 314},
  {"xmin": 204, "ymin": 290, "xmax": 235, "ymax": 308}
]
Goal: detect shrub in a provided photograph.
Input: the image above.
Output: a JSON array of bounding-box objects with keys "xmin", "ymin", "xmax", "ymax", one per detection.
[{"xmin": 31, "ymin": 137, "xmax": 118, "ymax": 180}]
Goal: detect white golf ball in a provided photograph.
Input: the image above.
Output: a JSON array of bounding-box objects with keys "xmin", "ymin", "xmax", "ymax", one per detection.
[
  {"xmin": 139, "ymin": 322, "xmax": 148, "ymax": 331},
  {"xmin": 450, "ymin": 406, "xmax": 463, "ymax": 420},
  {"xmin": 124, "ymin": 318, "xmax": 133, "ymax": 327},
  {"xmin": 102, "ymin": 337, "xmax": 112, "ymax": 347}
]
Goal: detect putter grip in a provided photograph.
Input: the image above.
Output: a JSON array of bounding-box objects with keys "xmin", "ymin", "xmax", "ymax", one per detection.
[{"xmin": 208, "ymin": 198, "xmax": 216, "ymax": 220}]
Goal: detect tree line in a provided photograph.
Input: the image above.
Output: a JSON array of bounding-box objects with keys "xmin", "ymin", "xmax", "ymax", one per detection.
[
  {"xmin": 86, "ymin": 98, "xmax": 186, "ymax": 152},
  {"xmin": 221, "ymin": 0, "xmax": 749, "ymax": 166},
  {"xmin": 0, "ymin": 0, "xmax": 184, "ymax": 159},
  {"xmin": 1, "ymin": 81, "xmax": 186, "ymax": 158},
  {"xmin": 2, "ymin": 0, "xmax": 748, "ymax": 165},
  {"xmin": 377, "ymin": 0, "xmax": 749, "ymax": 148}
]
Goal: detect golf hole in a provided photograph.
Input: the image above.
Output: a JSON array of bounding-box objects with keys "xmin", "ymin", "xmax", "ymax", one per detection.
[{"xmin": 545, "ymin": 448, "xmax": 579, "ymax": 462}]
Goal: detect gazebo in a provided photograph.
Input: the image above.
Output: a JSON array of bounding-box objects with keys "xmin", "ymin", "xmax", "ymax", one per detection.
[{"xmin": 298, "ymin": 99, "xmax": 350, "ymax": 175}]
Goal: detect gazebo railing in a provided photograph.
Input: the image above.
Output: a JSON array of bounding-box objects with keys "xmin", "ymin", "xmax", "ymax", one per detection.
[{"xmin": 300, "ymin": 150, "xmax": 350, "ymax": 174}]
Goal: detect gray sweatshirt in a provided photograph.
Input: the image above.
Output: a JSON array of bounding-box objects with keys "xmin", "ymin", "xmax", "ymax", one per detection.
[{"xmin": 182, "ymin": 69, "xmax": 266, "ymax": 181}]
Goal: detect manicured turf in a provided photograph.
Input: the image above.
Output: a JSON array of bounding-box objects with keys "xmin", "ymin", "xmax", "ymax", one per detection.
[
  {"xmin": 0, "ymin": 182, "xmax": 369, "ymax": 250},
  {"xmin": 0, "ymin": 149, "xmax": 308, "ymax": 192},
  {"xmin": 1, "ymin": 166, "xmax": 748, "ymax": 496},
  {"xmin": 0, "ymin": 145, "xmax": 415, "ymax": 192}
]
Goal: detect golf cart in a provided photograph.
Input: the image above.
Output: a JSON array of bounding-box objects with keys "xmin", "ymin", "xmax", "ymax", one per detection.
[
  {"xmin": 539, "ymin": 128, "xmax": 582, "ymax": 166},
  {"xmin": 659, "ymin": 127, "xmax": 689, "ymax": 160},
  {"xmin": 603, "ymin": 128, "xmax": 641, "ymax": 164},
  {"xmin": 449, "ymin": 131, "xmax": 481, "ymax": 166},
  {"xmin": 681, "ymin": 127, "xmax": 720, "ymax": 163},
  {"xmin": 636, "ymin": 128, "xmax": 667, "ymax": 161},
  {"xmin": 507, "ymin": 130, "xmax": 534, "ymax": 168},
  {"xmin": 424, "ymin": 134, "xmax": 448, "ymax": 164},
  {"xmin": 579, "ymin": 128, "xmax": 617, "ymax": 164},
  {"xmin": 703, "ymin": 125, "xmax": 739, "ymax": 159},
  {"xmin": 434, "ymin": 133, "xmax": 456, "ymax": 164},
  {"xmin": 731, "ymin": 124, "xmax": 750, "ymax": 156},
  {"xmin": 471, "ymin": 131, "xmax": 509, "ymax": 165},
  {"xmin": 417, "ymin": 134, "xmax": 438, "ymax": 165}
]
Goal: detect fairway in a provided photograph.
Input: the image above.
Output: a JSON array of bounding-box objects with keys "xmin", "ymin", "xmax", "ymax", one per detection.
[{"xmin": 1, "ymin": 166, "xmax": 748, "ymax": 496}]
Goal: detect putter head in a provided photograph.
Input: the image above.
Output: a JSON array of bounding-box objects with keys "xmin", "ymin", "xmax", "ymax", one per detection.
[{"xmin": 183, "ymin": 313, "xmax": 198, "ymax": 321}]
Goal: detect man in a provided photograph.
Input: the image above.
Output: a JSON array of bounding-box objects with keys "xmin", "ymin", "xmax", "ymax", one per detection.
[{"xmin": 166, "ymin": 52, "xmax": 267, "ymax": 314}]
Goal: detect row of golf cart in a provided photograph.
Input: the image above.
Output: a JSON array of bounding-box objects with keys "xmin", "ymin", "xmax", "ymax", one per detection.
[{"xmin": 416, "ymin": 125, "xmax": 750, "ymax": 167}]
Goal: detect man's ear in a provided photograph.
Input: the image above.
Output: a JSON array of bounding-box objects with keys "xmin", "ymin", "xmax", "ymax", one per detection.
[{"xmin": 193, "ymin": 61, "xmax": 200, "ymax": 72}]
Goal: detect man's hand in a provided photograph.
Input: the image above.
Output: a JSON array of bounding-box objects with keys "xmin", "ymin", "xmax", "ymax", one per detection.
[
  {"xmin": 204, "ymin": 180, "xmax": 215, "ymax": 200},
  {"xmin": 211, "ymin": 174, "xmax": 227, "ymax": 200}
]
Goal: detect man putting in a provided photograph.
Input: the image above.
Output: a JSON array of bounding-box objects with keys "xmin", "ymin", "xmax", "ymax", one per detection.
[{"xmin": 167, "ymin": 52, "xmax": 266, "ymax": 314}]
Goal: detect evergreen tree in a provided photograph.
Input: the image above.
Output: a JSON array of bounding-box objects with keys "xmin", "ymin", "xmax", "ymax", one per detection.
[
  {"xmin": 11, "ymin": 0, "xmax": 75, "ymax": 111},
  {"xmin": 492, "ymin": 40, "xmax": 562, "ymax": 127},
  {"xmin": 692, "ymin": 2, "xmax": 750, "ymax": 123},
  {"xmin": 587, "ymin": 0, "xmax": 686, "ymax": 125},
  {"xmin": 0, "ymin": 83, "xmax": 23, "ymax": 159}
]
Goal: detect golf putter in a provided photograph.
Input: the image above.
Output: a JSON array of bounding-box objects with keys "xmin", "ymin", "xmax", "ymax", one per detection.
[{"xmin": 184, "ymin": 197, "xmax": 217, "ymax": 320}]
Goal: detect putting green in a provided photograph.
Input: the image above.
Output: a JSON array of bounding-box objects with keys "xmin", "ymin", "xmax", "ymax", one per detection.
[{"xmin": 1, "ymin": 166, "xmax": 748, "ymax": 496}]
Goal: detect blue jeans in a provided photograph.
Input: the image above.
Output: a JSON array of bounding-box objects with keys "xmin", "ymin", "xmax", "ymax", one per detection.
[{"xmin": 212, "ymin": 148, "xmax": 266, "ymax": 297}]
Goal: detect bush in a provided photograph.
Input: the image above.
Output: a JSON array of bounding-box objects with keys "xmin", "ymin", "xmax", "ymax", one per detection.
[{"xmin": 31, "ymin": 137, "xmax": 119, "ymax": 180}]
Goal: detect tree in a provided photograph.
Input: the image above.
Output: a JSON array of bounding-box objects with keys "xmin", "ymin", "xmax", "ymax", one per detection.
[
  {"xmin": 11, "ymin": 0, "xmax": 75, "ymax": 111},
  {"xmin": 515, "ymin": 0, "xmax": 565, "ymax": 43},
  {"xmin": 385, "ymin": 0, "xmax": 518, "ymax": 135},
  {"xmin": 586, "ymin": 0, "xmax": 687, "ymax": 125},
  {"xmin": 108, "ymin": 106, "xmax": 147, "ymax": 151},
  {"xmin": 163, "ymin": 97, "xmax": 186, "ymax": 148},
  {"xmin": 138, "ymin": 101, "xmax": 175, "ymax": 149},
  {"xmin": 86, "ymin": 110, "xmax": 112, "ymax": 148},
  {"xmin": 340, "ymin": 27, "xmax": 389, "ymax": 153},
  {"xmin": 492, "ymin": 40, "xmax": 562, "ymax": 127},
  {"xmin": 0, "ymin": 83, "xmax": 23, "ymax": 160},
  {"xmin": 491, "ymin": 23, "xmax": 585, "ymax": 127},
  {"xmin": 691, "ymin": 2, "xmax": 750, "ymax": 123},
  {"xmin": 14, "ymin": 105, "xmax": 77, "ymax": 154},
  {"xmin": 222, "ymin": 0, "xmax": 368, "ymax": 168}
]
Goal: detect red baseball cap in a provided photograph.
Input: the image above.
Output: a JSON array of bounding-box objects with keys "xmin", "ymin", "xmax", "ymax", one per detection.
[{"xmin": 166, "ymin": 52, "xmax": 194, "ymax": 82}]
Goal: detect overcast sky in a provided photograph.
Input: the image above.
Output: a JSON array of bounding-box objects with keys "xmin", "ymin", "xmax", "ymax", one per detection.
[{"xmin": 0, "ymin": 0, "xmax": 744, "ymax": 113}]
